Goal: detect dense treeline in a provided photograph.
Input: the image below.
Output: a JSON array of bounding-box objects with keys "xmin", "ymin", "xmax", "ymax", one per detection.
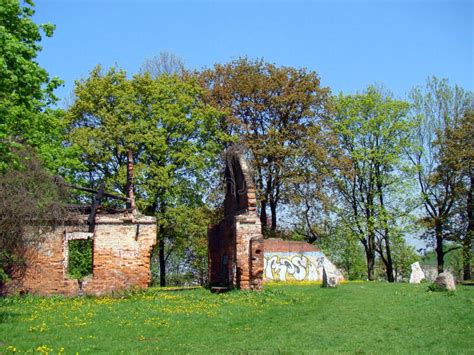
[{"xmin": 1, "ymin": 0, "xmax": 472, "ymax": 287}]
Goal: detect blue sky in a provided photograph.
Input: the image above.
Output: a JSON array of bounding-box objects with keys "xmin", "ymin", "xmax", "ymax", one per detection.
[{"xmin": 34, "ymin": 0, "xmax": 473, "ymax": 107}]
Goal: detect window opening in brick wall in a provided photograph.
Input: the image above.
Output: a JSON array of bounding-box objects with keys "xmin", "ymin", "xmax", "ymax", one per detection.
[{"xmin": 68, "ymin": 239, "xmax": 93, "ymax": 279}]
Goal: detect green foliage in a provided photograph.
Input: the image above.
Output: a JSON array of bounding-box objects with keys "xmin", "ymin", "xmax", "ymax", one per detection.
[
  {"xmin": 1, "ymin": 283, "xmax": 473, "ymax": 353},
  {"xmin": 66, "ymin": 65, "xmax": 229, "ymax": 285},
  {"xmin": 67, "ymin": 239, "xmax": 93, "ymax": 280},
  {"xmin": 390, "ymin": 236, "xmax": 419, "ymax": 280},
  {"xmin": 408, "ymin": 76, "xmax": 473, "ymax": 273},
  {"xmin": 426, "ymin": 282, "xmax": 448, "ymax": 292},
  {"xmin": 151, "ymin": 206, "xmax": 213, "ymax": 286},
  {"xmin": 438, "ymin": 109, "xmax": 474, "ymax": 279},
  {"xmin": 312, "ymin": 224, "xmax": 367, "ymax": 280},
  {"xmin": 422, "ymin": 247, "xmax": 472, "ymax": 280},
  {"xmin": 200, "ymin": 57, "xmax": 332, "ymax": 232},
  {"xmin": 0, "ymin": 0, "xmax": 75, "ymax": 173},
  {"xmin": 332, "ymin": 86, "xmax": 412, "ymax": 280},
  {"xmin": 66, "ymin": 66, "xmax": 227, "ymax": 201}
]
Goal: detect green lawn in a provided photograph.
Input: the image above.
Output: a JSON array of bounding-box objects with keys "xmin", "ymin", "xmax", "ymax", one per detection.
[{"xmin": 1, "ymin": 282, "xmax": 473, "ymax": 354}]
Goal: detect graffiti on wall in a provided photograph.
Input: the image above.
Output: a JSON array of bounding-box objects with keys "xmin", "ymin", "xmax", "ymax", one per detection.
[{"xmin": 264, "ymin": 252, "xmax": 341, "ymax": 282}]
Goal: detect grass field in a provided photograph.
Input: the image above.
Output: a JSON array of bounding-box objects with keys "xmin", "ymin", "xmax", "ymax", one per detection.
[{"xmin": 1, "ymin": 282, "xmax": 473, "ymax": 354}]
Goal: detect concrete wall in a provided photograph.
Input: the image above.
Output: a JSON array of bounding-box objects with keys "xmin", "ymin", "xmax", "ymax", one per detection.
[
  {"xmin": 7, "ymin": 213, "xmax": 156, "ymax": 296},
  {"xmin": 263, "ymin": 239, "xmax": 343, "ymax": 282}
]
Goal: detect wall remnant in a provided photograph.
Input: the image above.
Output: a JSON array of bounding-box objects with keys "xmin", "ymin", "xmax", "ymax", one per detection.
[
  {"xmin": 208, "ymin": 146, "xmax": 264, "ymax": 291},
  {"xmin": 263, "ymin": 238, "xmax": 344, "ymax": 283},
  {"xmin": 7, "ymin": 212, "xmax": 156, "ymax": 296}
]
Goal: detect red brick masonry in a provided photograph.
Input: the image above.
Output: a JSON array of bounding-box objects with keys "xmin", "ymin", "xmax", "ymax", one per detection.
[
  {"xmin": 208, "ymin": 147, "xmax": 264, "ymax": 291},
  {"xmin": 7, "ymin": 213, "xmax": 156, "ymax": 296},
  {"xmin": 263, "ymin": 239, "xmax": 321, "ymax": 253}
]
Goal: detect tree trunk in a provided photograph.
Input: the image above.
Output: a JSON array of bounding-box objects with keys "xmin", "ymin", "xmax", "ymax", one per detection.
[
  {"xmin": 366, "ymin": 191, "xmax": 376, "ymax": 281},
  {"xmin": 366, "ymin": 221, "xmax": 376, "ymax": 281},
  {"xmin": 375, "ymin": 167, "xmax": 395, "ymax": 282},
  {"xmin": 385, "ymin": 239, "xmax": 395, "ymax": 282},
  {"xmin": 366, "ymin": 246, "xmax": 375, "ymax": 281},
  {"xmin": 125, "ymin": 150, "xmax": 136, "ymax": 212},
  {"xmin": 361, "ymin": 236, "xmax": 375, "ymax": 281},
  {"xmin": 159, "ymin": 237, "xmax": 166, "ymax": 287},
  {"xmin": 260, "ymin": 200, "xmax": 268, "ymax": 234},
  {"xmin": 435, "ymin": 219, "xmax": 445, "ymax": 274},
  {"xmin": 270, "ymin": 200, "xmax": 277, "ymax": 232},
  {"xmin": 463, "ymin": 173, "xmax": 473, "ymax": 280}
]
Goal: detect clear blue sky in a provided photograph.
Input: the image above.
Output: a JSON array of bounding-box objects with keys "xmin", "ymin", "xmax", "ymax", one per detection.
[{"xmin": 34, "ymin": 0, "xmax": 472, "ymax": 106}]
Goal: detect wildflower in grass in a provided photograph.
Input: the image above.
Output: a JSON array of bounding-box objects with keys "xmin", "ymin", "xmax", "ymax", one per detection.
[
  {"xmin": 6, "ymin": 345, "xmax": 17, "ymax": 352},
  {"xmin": 28, "ymin": 322, "xmax": 49, "ymax": 332},
  {"xmin": 36, "ymin": 345, "xmax": 52, "ymax": 353}
]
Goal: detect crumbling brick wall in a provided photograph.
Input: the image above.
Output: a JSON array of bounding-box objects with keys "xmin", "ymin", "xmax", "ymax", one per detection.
[
  {"xmin": 7, "ymin": 213, "xmax": 156, "ymax": 296},
  {"xmin": 208, "ymin": 147, "xmax": 264, "ymax": 291}
]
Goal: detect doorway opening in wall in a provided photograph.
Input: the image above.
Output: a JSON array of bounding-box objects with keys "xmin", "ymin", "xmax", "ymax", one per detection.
[{"xmin": 68, "ymin": 239, "xmax": 93, "ymax": 279}]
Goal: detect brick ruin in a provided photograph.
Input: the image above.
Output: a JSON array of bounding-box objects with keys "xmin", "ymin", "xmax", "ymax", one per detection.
[
  {"xmin": 208, "ymin": 146, "xmax": 264, "ymax": 291},
  {"xmin": 7, "ymin": 212, "xmax": 156, "ymax": 296},
  {"xmin": 5, "ymin": 151, "xmax": 158, "ymax": 296}
]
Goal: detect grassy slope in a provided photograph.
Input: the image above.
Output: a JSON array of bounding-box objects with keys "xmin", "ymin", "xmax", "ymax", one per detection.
[{"xmin": 0, "ymin": 282, "xmax": 473, "ymax": 353}]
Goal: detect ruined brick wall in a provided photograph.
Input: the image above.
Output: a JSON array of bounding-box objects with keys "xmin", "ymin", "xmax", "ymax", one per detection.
[
  {"xmin": 208, "ymin": 147, "xmax": 264, "ymax": 291},
  {"xmin": 208, "ymin": 220, "xmax": 235, "ymax": 287},
  {"xmin": 7, "ymin": 213, "xmax": 156, "ymax": 296}
]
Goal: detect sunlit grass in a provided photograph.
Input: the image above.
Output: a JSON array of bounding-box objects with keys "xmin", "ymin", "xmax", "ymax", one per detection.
[{"xmin": 1, "ymin": 282, "xmax": 472, "ymax": 353}]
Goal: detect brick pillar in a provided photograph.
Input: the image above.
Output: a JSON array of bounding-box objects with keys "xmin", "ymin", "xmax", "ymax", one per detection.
[
  {"xmin": 250, "ymin": 237, "xmax": 264, "ymax": 290},
  {"xmin": 235, "ymin": 213, "xmax": 262, "ymax": 290}
]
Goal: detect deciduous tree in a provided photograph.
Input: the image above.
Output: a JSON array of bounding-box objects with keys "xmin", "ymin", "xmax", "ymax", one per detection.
[
  {"xmin": 438, "ymin": 109, "xmax": 474, "ymax": 279},
  {"xmin": 66, "ymin": 66, "xmax": 227, "ymax": 286},
  {"xmin": 407, "ymin": 77, "xmax": 473, "ymax": 273},
  {"xmin": 0, "ymin": 0, "xmax": 68, "ymax": 172},
  {"xmin": 140, "ymin": 51, "xmax": 185, "ymax": 78},
  {"xmin": 332, "ymin": 86, "xmax": 411, "ymax": 281},
  {"xmin": 199, "ymin": 58, "xmax": 331, "ymax": 234}
]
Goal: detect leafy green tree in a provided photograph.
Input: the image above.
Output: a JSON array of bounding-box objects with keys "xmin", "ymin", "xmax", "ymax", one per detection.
[
  {"xmin": 199, "ymin": 58, "xmax": 331, "ymax": 234},
  {"xmin": 313, "ymin": 223, "xmax": 367, "ymax": 280},
  {"xmin": 332, "ymin": 86, "xmax": 411, "ymax": 281},
  {"xmin": 437, "ymin": 109, "xmax": 474, "ymax": 279},
  {"xmin": 408, "ymin": 77, "xmax": 473, "ymax": 273},
  {"xmin": 0, "ymin": 0, "xmax": 74, "ymax": 289},
  {"xmin": 153, "ymin": 205, "xmax": 217, "ymax": 286},
  {"xmin": 421, "ymin": 246, "xmax": 469, "ymax": 280},
  {"xmin": 66, "ymin": 66, "xmax": 228, "ymax": 286},
  {"xmin": 0, "ymin": 0, "xmax": 69, "ymax": 172},
  {"xmin": 388, "ymin": 235, "xmax": 419, "ymax": 281}
]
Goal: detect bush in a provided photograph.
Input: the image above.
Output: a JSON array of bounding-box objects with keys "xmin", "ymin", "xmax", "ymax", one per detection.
[
  {"xmin": 68, "ymin": 239, "xmax": 93, "ymax": 280},
  {"xmin": 427, "ymin": 282, "xmax": 447, "ymax": 292}
]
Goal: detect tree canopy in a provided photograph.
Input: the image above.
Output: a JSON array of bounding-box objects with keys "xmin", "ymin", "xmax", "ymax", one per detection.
[
  {"xmin": 66, "ymin": 65, "xmax": 229, "ymax": 285},
  {"xmin": 0, "ymin": 0, "xmax": 69, "ymax": 172},
  {"xmin": 199, "ymin": 57, "xmax": 331, "ymax": 233}
]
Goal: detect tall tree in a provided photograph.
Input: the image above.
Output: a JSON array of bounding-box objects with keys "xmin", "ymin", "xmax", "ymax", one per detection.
[
  {"xmin": 66, "ymin": 66, "xmax": 227, "ymax": 286},
  {"xmin": 0, "ymin": 0, "xmax": 68, "ymax": 172},
  {"xmin": 332, "ymin": 86, "xmax": 411, "ymax": 281},
  {"xmin": 438, "ymin": 109, "xmax": 474, "ymax": 279},
  {"xmin": 199, "ymin": 58, "xmax": 331, "ymax": 234},
  {"xmin": 407, "ymin": 77, "xmax": 473, "ymax": 273},
  {"xmin": 0, "ymin": 0, "xmax": 73, "ymax": 288}
]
